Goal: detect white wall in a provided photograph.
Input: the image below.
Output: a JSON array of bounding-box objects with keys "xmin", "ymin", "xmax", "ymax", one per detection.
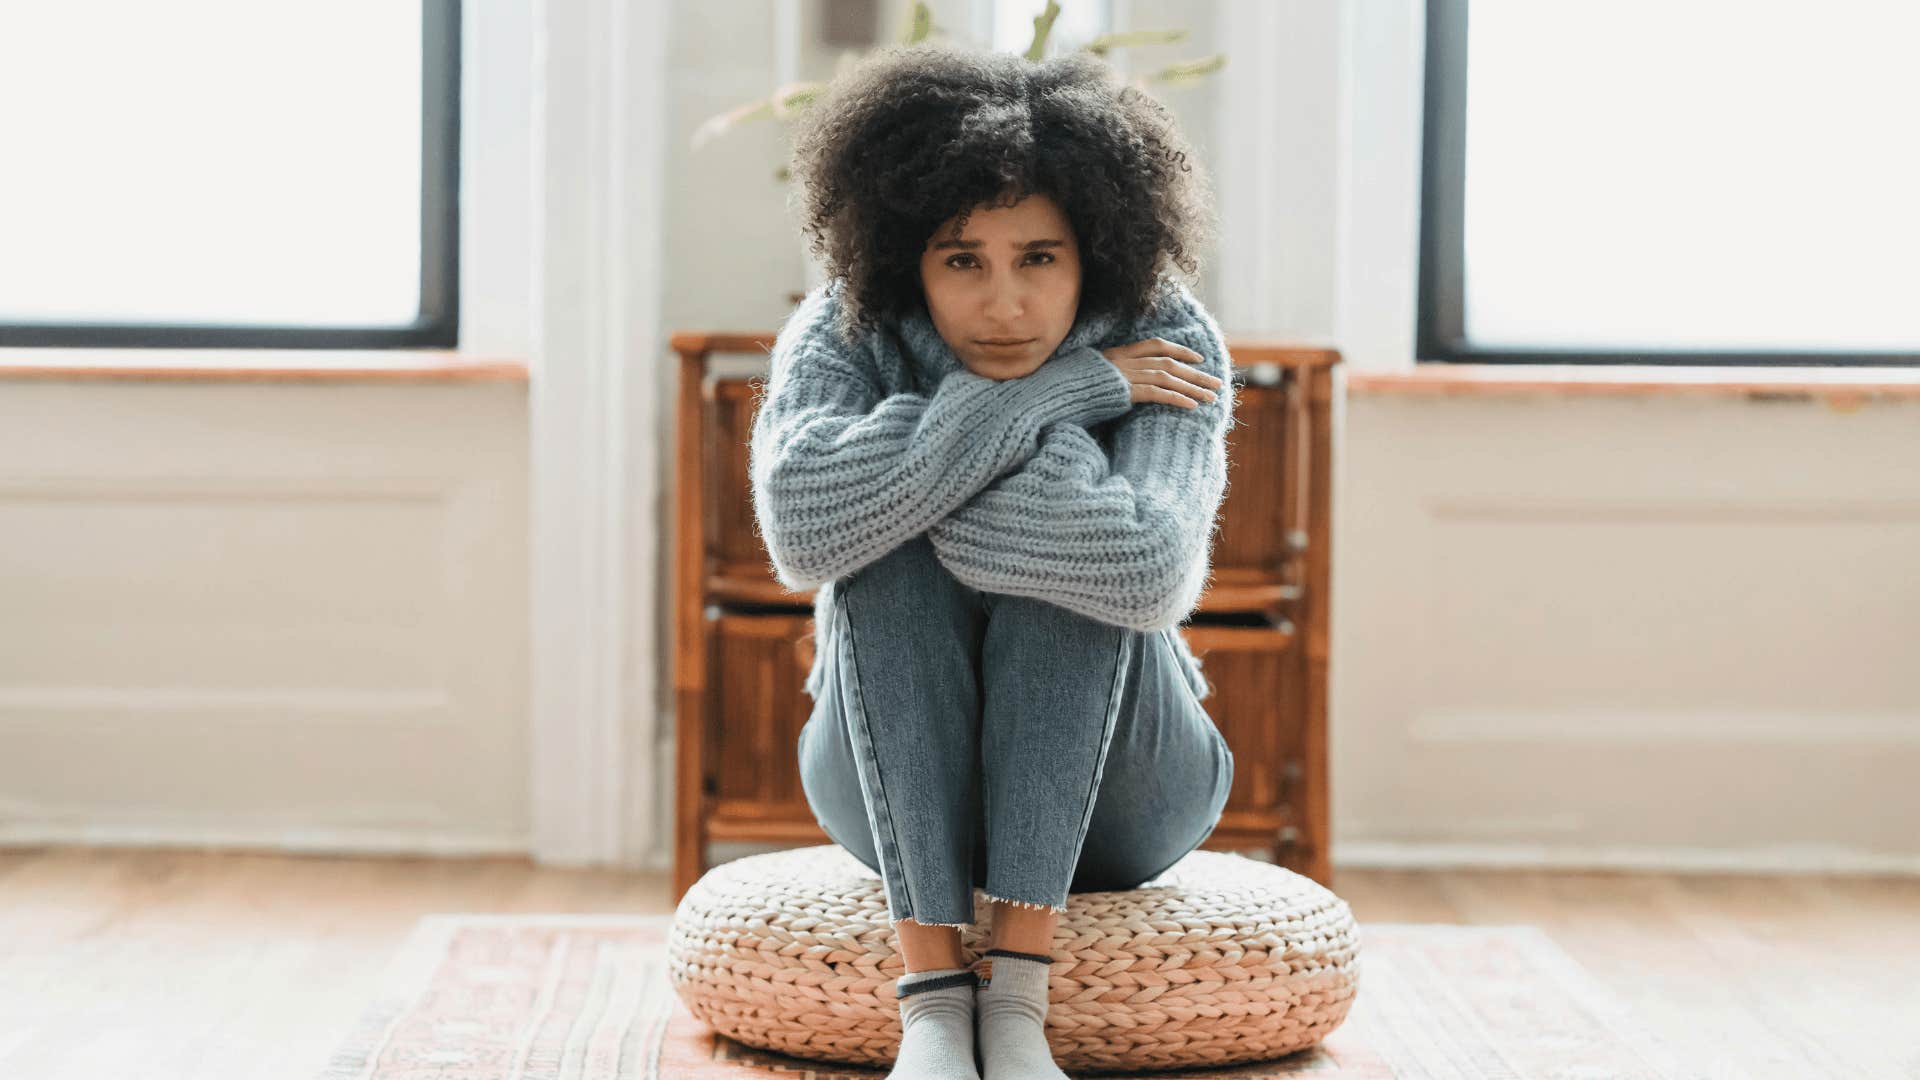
[
  {"xmin": 0, "ymin": 0, "xmax": 535, "ymax": 855},
  {"xmin": 8, "ymin": 0, "xmax": 1912, "ymax": 875},
  {"xmin": 0, "ymin": 381, "xmax": 530, "ymax": 854},
  {"xmin": 1320, "ymin": 0, "xmax": 1920, "ymax": 873},
  {"xmin": 1335, "ymin": 391, "xmax": 1920, "ymax": 873}
]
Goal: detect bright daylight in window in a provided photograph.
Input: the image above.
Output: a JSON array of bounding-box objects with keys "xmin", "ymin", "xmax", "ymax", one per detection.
[
  {"xmin": 0, "ymin": 2, "xmax": 423, "ymax": 328},
  {"xmin": 1464, "ymin": 0, "xmax": 1920, "ymax": 352}
]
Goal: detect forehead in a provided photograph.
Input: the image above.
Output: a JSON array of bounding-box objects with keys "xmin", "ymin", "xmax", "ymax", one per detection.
[{"xmin": 931, "ymin": 193, "xmax": 1072, "ymax": 244}]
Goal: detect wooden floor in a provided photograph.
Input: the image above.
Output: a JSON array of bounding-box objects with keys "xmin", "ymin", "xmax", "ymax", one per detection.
[{"xmin": 1, "ymin": 847, "xmax": 1915, "ymax": 1079}]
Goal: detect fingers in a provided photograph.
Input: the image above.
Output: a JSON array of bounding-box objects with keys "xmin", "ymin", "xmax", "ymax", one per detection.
[
  {"xmin": 1153, "ymin": 386, "xmax": 1202, "ymax": 409},
  {"xmin": 1133, "ymin": 370, "xmax": 1215, "ymax": 409},
  {"xmin": 1102, "ymin": 338, "xmax": 1230, "ymax": 411},
  {"xmin": 1119, "ymin": 338, "xmax": 1226, "ymax": 388},
  {"xmin": 1153, "ymin": 368, "xmax": 1218, "ymax": 403}
]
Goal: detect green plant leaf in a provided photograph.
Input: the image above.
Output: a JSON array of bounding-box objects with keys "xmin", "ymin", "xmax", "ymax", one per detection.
[
  {"xmin": 1147, "ymin": 53, "xmax": 1226, "ymax": 86},
  {"xmin": 1083, "ymin": 28, "xmax": 1186, "ymax": 57},
  {"xmin": 771, "ymin": 81, "xmax": 822, "ymax": 119},
  {"xmin": 903, "ymin": 1, "xmax": 932, "ymax": 44},
  {"xmin": 693, "ymin": 80, "xmax": 821, "ymax": 150},
  {"xmin": 695, "ymin": 0, "xmax": 1222, "ymax": 156},
  {"xmin": 1025, "ymin": 0, "xmax": 1061, "ymax": 61},
  {"xmin": 692, "ymin": 96, "xmax": 774, "ymax": 151}
]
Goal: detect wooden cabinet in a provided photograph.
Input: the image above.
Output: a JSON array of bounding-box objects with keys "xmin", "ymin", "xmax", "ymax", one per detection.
[{"xmin": 670, "ymin": 328, "xmax": 1339, "ymax": 902}]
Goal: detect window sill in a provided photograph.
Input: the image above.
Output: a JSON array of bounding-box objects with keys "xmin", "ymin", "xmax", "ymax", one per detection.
[
  {"xmin": 0, "ymin": 348, "xmax": 529, "ymax": 384},
  {"xmin": 1347, "ymin": 362, "xmax": 1920, "ymax": 406}
]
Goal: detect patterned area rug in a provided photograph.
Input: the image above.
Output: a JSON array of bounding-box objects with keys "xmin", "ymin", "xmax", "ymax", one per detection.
[{"xmin": 314, "ymin": 914, "xmax": 1700, "ymax": 1079}]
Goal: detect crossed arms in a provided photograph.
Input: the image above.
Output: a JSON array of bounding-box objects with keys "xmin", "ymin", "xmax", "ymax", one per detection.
[{"xmin": 748, "ymin": 281, "xmax": 1235, "ymax": 633}]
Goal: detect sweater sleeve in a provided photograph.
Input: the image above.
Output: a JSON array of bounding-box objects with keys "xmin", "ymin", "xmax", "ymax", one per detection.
[
  {"xmin": 749, "ymin": 283, "xmax": 1137, "ymax": 592},
  {"xmin": 923, "ymin": 282, "xmax": 1238, "ymax": 631}
]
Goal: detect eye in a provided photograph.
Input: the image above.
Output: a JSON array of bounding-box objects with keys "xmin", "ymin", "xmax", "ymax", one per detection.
[{"xmin": 944, "ymin": 252, "xmax": 1056, "ymax": 269}]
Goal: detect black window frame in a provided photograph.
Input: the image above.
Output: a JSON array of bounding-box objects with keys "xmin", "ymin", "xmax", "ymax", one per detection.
[
  {"xmin": 1417, "ymin": 0, "xmax": 1917, "ymax": 368},
  {"xmin": 0, "ymin": 0, "xmax": 460, "ymax": 350}
]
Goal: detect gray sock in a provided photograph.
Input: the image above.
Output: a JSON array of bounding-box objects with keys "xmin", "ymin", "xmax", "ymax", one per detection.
[
  {"xmin": 975, "ymin": 949, "xmax": 1069, "ymax": 1080},
  {"xmin": 890, "ymin": 966, "xmax": 980, "ymax": 1080}
]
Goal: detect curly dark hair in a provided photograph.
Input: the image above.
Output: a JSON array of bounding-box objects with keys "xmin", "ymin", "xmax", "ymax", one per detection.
[{"xmin": 786, "ymin": 42, "xmax": 1218, "ymax": 345}]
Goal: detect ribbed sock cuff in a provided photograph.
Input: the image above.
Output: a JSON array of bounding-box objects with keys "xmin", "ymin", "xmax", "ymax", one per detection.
[
  {"xmin": 899, "ymin": 966, "xmax": 976, "ymax": 998},
  {"xmin": 978, "ymin": 948, "xmax": 1052, "ymax": 992}
]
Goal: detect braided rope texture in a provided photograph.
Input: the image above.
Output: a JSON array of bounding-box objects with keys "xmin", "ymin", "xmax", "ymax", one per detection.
[{"xmin": 666, "ymin": 845, "xmax": 1362, "ymax": 1073}]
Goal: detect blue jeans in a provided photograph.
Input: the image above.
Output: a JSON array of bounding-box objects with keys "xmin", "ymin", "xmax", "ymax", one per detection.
[{"xmin": 796, "ymin": 533, "xmax": 1235, "ymax": 928}]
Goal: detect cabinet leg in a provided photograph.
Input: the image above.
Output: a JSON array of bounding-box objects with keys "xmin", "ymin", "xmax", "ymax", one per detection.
[
  {"xmin": 674, "ymin": 834, "xmax": 705, "ymax": 903},
  {"xmin": 673, "ymin": 686, "xmax": 709, "ymax": 905}
]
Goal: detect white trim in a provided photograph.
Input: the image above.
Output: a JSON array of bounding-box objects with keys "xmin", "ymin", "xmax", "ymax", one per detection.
[
  {"xmin": 779, "ymin": 1, "xmax": 820, "ymax": 293},
  {"xmin": 1207, "ymin": 0, "xmax": 1423, "ymax": 364},
  {"xmin": 1407, "ymin": 706, "xmax": 1920, "ymax": 747},
  {"xmin": 1211, "ymin": 1, "xmax": 1282, "ymax": 337},
  {"xmin": 458, "ymin": 0, "xmax": 535, "ymax": 357},
  {"xmin": 1333, "ymin": 841, "xmax": 1920, "ymax": 877},
  {"xmin": 1107, "ymin": 0, "xmax": 1130, "ymax": 78},
  {"xmin": 970, "ymin": 0, "xmax": 995, "ymax": 50},
  {"xmin": 528, "ymin": 0, "xmax": 670, "ymax": 867},
  {"xmin": 1210, "ymin": 1, "xmax": 1342, "ymax": 344},
  {"xmin": 774, "ymin": 1, "xmax": 800, "ymax": 85},
  {"xmin": 1335, "ymin": 0, "xmax": 1426, "ymax": 373},
  {"xmin": 0, "ymin": 823, "xmax": 528, "ymax": 858},
  {"xmin": 0, "ymin": 686, "xmax": 452, "ymax": 716}
]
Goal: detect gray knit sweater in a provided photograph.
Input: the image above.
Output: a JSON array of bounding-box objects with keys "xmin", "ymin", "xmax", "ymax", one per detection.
[{"xmin": 748, "ymin": 276, "xmax": 1237, "ymax": 703}]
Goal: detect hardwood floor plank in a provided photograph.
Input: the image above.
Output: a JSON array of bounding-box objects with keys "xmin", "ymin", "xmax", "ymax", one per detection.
[{"xmin": 1, "ymin": 848, "xmax": 1913, "ymax": 1079}]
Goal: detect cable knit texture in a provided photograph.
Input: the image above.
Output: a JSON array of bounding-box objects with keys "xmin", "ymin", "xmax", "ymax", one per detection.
[{"xmin": 748, "ymin": 276, "xmax": 1237, "ymax": 705}]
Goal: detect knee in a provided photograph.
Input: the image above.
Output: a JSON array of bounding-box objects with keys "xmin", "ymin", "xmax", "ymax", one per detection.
[
  {"xmin": 987, "ymin": 592, "xmax": 1128, "ymax": 649},
  {"xmin": 1073, "ymin": 813, "xmax": 1217, "ymax": 892},
  {"xmin": 841, "ymin": 536, "xmax": 979, "ymax": 641},
  {"xmin": 842, "ymin": 533, "xmax": 947, "ymax": 603}
]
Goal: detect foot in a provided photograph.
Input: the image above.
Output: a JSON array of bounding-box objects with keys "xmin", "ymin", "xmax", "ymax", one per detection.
[
  {"xmin": 889, "ymin": 966, "xmax": 981, "ymax": 1079},
  {"xmin": 975, "ymin": 949, "xmax": 1070, "ymax": 1080}
]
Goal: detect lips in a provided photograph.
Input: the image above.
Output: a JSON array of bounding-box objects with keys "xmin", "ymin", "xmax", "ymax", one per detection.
[{"xmin": 978, "ymin": 339, "xmax": 1034, "ymax": 348}]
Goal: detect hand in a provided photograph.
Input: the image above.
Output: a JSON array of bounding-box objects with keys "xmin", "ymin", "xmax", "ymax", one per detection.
[{"xmin": 1098, "ymin": 337, "xmax": 1225, "ymax": 410}]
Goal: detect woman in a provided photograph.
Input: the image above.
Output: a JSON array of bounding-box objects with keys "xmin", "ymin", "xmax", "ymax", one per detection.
[{"xmin": 750, "ymin": 42, "xmax": 1235, "ymax": 1080}]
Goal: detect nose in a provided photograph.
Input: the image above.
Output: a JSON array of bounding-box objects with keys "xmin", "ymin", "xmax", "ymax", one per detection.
[
  {"xmin": 983, "ymin": 294, "xmax": 1029, "ymax": 328},
  {"xmin": 984, "ymin": 278, "xmax": 1026, "ymax": 324}
]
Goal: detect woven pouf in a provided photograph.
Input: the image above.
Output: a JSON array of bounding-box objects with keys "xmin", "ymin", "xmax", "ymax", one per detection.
[{"xmin": 667, "ymin": 844, "xmax": 1362, "ymax": 1074}]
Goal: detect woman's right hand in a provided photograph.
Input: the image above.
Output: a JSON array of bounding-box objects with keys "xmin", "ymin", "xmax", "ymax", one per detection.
[{"xmin": 1099, "ymin": 338, "xmax": 1225, "ymax": 410}]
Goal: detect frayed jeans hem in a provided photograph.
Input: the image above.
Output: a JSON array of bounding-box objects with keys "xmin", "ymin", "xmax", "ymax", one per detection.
[
  {"xmin": 891, "ymin": 913, "xmax": 974, "ymax": 930},
  {"xmin": 983, "ymin": 891, "xmax": 1068, "ymax": 915}
]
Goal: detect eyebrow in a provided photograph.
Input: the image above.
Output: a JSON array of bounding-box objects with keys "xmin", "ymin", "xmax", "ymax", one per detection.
[{"xmin": 930, "ymin": 237, "xmax": 1066, "ymax": 252}]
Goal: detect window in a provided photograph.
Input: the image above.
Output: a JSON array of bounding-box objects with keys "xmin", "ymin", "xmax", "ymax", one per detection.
[
  {"xmin": 1418, "ymin": 0, "xmax": 1920, "ymax": 367},
  {"xmin": 0, "ymin": 1, "xmax": 460, "ymax": 349}
]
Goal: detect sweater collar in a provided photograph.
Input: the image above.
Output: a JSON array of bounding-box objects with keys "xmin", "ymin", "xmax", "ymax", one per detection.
[{"xmin": 893, "ymin": 302, "xmax": 1124, "ymax": 391}]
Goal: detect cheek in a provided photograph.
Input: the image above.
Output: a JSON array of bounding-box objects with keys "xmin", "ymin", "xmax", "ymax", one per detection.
[
  {"xmin": 1054, "ymin": 261, "xmax": 1083, "ymax": 299},
  {"xmin": 1053, "ymin": 267, "xmax": 1082, "ymax": 309},
  {"xmin": 917, "ymin": 275, "xmax": 953, "ymax": 320}
]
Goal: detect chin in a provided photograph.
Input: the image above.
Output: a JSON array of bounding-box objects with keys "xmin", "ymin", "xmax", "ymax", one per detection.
[{"xmin": 966, "ymin": 358, "xmax": 1044, "ymax": 381}]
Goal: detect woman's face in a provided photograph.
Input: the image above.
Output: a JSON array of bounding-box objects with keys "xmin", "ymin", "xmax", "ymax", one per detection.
[{"xmin": 918, "ymin": 191, "xmax": 1083, "ymax": 381}]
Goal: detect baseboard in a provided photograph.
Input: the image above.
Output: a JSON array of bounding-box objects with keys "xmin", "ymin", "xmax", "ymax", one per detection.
[
  {"xmin": 0, "ymin": 822, "xmax": 530, "ymax": 859},
  {"xmin": 20, "ymin": 829, "xmax": 1910, "ymax": 878},
  {"xmin": 1333, "ymin": 840, "xmax": 1920, "ymax": 876}
]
